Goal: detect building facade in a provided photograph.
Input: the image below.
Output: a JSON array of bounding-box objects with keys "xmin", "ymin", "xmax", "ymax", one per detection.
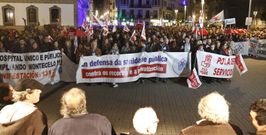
[
  {"xmin": 116, "ymin": 0, "xmax": 179, "ymax": 26},
  {"xmin": 0, "ymin": 0, "xmax": 76, "ymax": 27}
]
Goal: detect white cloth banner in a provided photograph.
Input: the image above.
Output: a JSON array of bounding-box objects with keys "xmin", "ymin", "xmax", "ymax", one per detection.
[
  {"xmin": 0, "ymin": 50, "xmax": 61, "ymax": 85},
  {"xmin": 224, "ymin": 18, "xmax": 236, "ymax": 25},
  {"xmin": 187, "ymin": 68, "xmax": 202, "ymax": 89},
  {"xmin": 235, "ymin": 54, "xmax": 248, "ymax": 75},
  {"xmin": 231, "ymin": 41, "xmax": 250, "ymax": 55},
  {"xmin": 196, "ymin": 51, "xmax": 235, "ymax": 78},
  {"xmin": 76, "ymin": 52, "xmax": 191, "ymax": 83}
]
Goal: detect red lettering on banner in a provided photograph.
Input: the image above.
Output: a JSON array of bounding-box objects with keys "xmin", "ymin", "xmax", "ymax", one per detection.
[
  {"xmin": 213, "ymin": 68, "xmax": 233, "ymax": 76},
  {"xmin": 216, "ymin": 57, "xmax": 235, "ymax": 65},
  {"xmin": 235, "ymin": 55, "xmax": 244, "ymax": 72},
  {"xmin": 81, "ymin": 64, "xmax": 167, "ymax": 79},
  {"xmin": 0, "ymin": 72, "xmax": 40, "ymax": 79}
]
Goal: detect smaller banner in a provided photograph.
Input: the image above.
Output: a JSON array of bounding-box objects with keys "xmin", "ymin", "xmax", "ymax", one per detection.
[
  {"xmin": 196, "ymin": 51, "xmax": 235, "ymax": 78},
  {"xmin": 187, "ymin": 68, "xmax": 202, "ymax": 89},
  {"xmin": 76, "ymin": 52, "xmax": 191, "ymax": 83},
  {"xmin": 231, "ymin": 41, "xmax": 250, "ymax": 55},
  {"xmin": 225, "ymin": 18, "xmax": 236, "ymax": 25},
  {"xmin": 249, "ymin": 39, "xmax": 266, "ymax": 58},
  {"xmin": 0, "ymin": 50, "xmax": 61, "ymax": 85},
  {"xmin": 235, "ymin": 54, "xmax": 248, "ymax": 75}
]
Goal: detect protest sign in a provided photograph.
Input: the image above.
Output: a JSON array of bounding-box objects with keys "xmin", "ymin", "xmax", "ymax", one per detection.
[
  {"xmin": 0, "ymin": 50, "xmax": 61, "ymax": 85},
  {"xmin": 196, "ymin": 51, "xmax": 235, "ymax": 78},
  {"xmin": 76, "ymin": 52, "xmax": 191, "ymax": 83}
]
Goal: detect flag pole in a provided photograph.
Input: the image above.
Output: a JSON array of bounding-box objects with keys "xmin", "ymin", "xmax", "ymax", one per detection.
[{"xmin": 247, "ymin": 0, "xmax": 252, "ymax": 31}]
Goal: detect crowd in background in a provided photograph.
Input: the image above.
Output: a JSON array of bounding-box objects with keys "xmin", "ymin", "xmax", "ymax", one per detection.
[{"xmin": 1, "ymin": 25, "xmax": 265, "ymax": 65}]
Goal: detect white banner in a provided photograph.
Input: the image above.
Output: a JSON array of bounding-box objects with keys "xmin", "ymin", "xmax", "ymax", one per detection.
[
  {"xmin": 249, "ymin": 39, "xmax": 266, "ymax": 58},
  {"xmin": 225, "ymin": 18, "xmax": 236, "ymax": 25},
  {"xmin": 0, "ymin": 50, "xmax": 61, "ymax": 85},
  {"xmin": 187, "ymin": 68, "xmax": 202, "ymax": 89},
  {"xmin": 235, "ymin": 54, "xmax": 248, "ymax": 75},
  {"xmin": 76, "ymin": 52, "xmax": 191, "ymax": 83},
  {"xmin": 231, "ymin": 41, "xmax": 250, "ymax": 55},
  {"xmin": 196, "ymin": 51, "xmax": 235, "ymax": 78}
]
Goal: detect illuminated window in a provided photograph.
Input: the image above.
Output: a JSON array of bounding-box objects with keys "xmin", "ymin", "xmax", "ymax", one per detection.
[
  {"xmin": 2, "ymin": 5, "xmax": 15, "ymax": 26},
  {"xmin": 26, "ymin": 5, "xmax": 38, "ymax": 25},
  {"xmin": 49, "ymin": 6, "xmax": 61, "ymax": 24}
]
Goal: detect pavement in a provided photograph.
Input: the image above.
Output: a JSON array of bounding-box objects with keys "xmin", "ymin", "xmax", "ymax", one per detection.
[{"xmin": 38, "ymin": 58, "xmax": 266, "ymax": 135}]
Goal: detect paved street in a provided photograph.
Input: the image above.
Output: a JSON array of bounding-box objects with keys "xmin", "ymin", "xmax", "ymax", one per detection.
[{"xmin": 39, "ymin": 58, "xmax": 266, "ymax": 135}]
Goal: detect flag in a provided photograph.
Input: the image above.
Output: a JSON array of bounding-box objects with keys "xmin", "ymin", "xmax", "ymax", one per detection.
[
  {"xmin": 92, "ymin": 15, "xmax": 103, "ymax": 26},
  {"xmin": 130, "ymin": 30, "xmax": 137, "ymax": 42},
  {"xmin": 86, "ymin": 25, "xmax": 94, "ymax": 36},
  {"xmin": 141, "ymin": 22, "xmax": 146, "ymax": 40},
  {"xmin": 187, "ymin": 68, "xmax": 202, "ymax": 89},
  {"xmin": 235, "ymin": 54, "xmax": 248, "ymax": 75},
  {"xmin": 123, "ymin": 25, "xmax": 130, "ymax": 32},
  {"xmin": 209, "ymin": 10, "xmax": 224, "ymax": 23},
  {"xmin": 112, "ymin": 25, "xmax": 117, "ymax": 33},
  {"xmin": 74, "ymin": 36, "xmax": 78, "ymax": 54},
  {"xmin": 82, "ymin": 20, "xmax": 89, "ymax": 31}
]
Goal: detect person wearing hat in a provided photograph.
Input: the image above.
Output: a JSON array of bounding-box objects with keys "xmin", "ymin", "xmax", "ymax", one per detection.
[
  {"xmin": 0, "ymin": 79, "xmax": 47, "ymax": 135},
  {"xmin": 250, "ymin": 99, "xmax": 266, "ymax": 135},
  {"xmin": 179, "ymin": 92, "xmax": 243, "ymax": 135}
]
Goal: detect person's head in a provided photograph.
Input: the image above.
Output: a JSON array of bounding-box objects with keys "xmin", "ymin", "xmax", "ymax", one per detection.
[
  {"xmin": 250, "ymin": 99, "xmax": 266, "ymax": 132},
  {"xmin": 133, "ymin": 107, "xmax": 159, "ymax": 135},
  {"xmin": 198, "ymin": 92, "xmax": 229, "ymax": 124},
  {"xmin": 31, "ymin": 41, "xmax": 39, "ymax": 49},
  {"xmin": 13, "ymin": 79, "xmax": 43, "ymax": 103},
  {"xmin": 60, "ymin": 88, "xmax": 87, "ymax": 117},
  {"xmin": 0, "ymin": 83, "xmax": 14, "ymax": 103}
]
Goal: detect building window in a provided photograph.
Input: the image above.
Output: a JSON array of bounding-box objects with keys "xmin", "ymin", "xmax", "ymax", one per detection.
[
  {"xmin": 153, "ymin": 0, "xmax": 159, "ymax": 6},
  {"xmin": 153, "ymin": 10, "xmax": 158, "ymax": 19},
  {"xmin": 2, "ymin": 5, "xmax": 15, "ymax": 26},
  {"xmin": 137, "ymin": 10, "xmax": 143, "ymax": 19},
  {"xmin": 146, "ymin": 0, "xmax": 150, "ymax": 5},
  {"xmin": 26, "ymin": 5, "xmax": 38, "ymax": 25},
  {"xmin": 138, "ymin": 0, "xmax": 142, "ymax": 7},
  {"xmin": 130, "ymin": 0, "xmax": 134, "ymax": 7},
  {"xmin": 49, "ymin": 6, "xmax": 61, "ymax": 25},
  {"xmin": 130, "ymin": 10, "xmax": 135, "ymax": 19},
  {"xmin": 145, "ymin": 10, "xmax": 150, "ymax": 19},
  {"xmin": 121, "ymin": 0, "xmax": 128, "ymax": 5}
]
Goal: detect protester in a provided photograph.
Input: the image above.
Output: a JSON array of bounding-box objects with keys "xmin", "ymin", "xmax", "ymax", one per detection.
[
  {"xmin": 0, "ymin": 79, "xmax": 47, "ymax": 135},
  {"xmin": 178, "ymin": 92, "xmax": 243, "ymax": 135},
  {"xmin": 0, "ymin": 83, "xmax": 14, "ymax": 109},
  {"xmin": 48, "ymin": 88, "xmax": 115, "ymax": 135},
  {"xmin": 250, "ymin": 99, "xmax": 266, "ymax": 135}
]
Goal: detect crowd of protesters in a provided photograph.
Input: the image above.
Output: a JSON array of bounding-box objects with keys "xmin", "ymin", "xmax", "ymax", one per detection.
[{"xmin": 1, "ymin": 25, "xmax": 265, "ymax": 64}]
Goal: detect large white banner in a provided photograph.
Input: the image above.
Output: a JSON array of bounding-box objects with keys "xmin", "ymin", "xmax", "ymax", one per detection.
[
  {"xmin": 231, "ymin": 41, "xmax": 250, "ymax": 55},
  {"xmin": 0, "ymin": 50, "xmax": 61, "ymax": 85},
  {"xmin": 249, "ymin": 39, "xmax": 266, "ymax": 58},
  {"xmin": 196, "ymin": 51, "xmax": 235, "ymax": 78},
  {"xmin": 76, "ymin": 52, "xmax": 191, "ymax": 83}
]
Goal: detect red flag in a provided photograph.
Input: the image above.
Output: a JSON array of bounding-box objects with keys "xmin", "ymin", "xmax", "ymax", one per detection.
[
  {"xmin": 209, "ymin": 10, "xmax": 224, "ymax": 23},
  {"xmin": 141, "ymin": 22, "xmax": 146, "ymax": 40},
  {"xmin": 130, "ymin": 30, "xmax": 137, "ymax": 42},
  {"xmin": 123, "ymin": 25, "xmax": 130, "ymax": 32},
  {"xmin": 235, "ymin": 54, "xmax": 248, "ymax": 75},
  {"xmin": 187, "ymin": 68, "xmax": 202, "ymax": 89}
]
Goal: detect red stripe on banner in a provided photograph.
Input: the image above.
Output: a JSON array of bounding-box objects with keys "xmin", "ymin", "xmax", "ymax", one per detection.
[{"xmin": 81, "ymin": 64, "xmax": 167, "ymax": 79}]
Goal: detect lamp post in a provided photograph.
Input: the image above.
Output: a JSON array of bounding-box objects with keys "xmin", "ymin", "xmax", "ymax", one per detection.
[
  {"xmin": 201, "ymin": 0, "xmax": 204, "ymax": 27},
  {"xmin": 184, "ymin": 6, "xmax": 187, "ymax": 21},
  {"xmin": 253, "ymin": 11, "xmax": 258, "ymax": 28},
  {"xmin": 248, "ymin": 0, "xmax": 252, "ymax": 30},
  {"xmin": 175, "ymin": 9, "xmax": 178, "ymax": 24}
]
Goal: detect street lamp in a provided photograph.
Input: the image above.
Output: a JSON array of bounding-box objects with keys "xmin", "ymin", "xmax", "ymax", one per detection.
[
  {"xmin": 175, "ymin": 9, "xmax": 178, "ymax": 24},
  {"xmin": 253, "ymin": 11, "xmax": 258, "ymax": 28},
  {"xmin": 184, "ymin": 6, "xmax": 187, "ymax": 21},
  {"xmin": 201, "ymin": 0, "xmax": 204, "ymax": 27}
]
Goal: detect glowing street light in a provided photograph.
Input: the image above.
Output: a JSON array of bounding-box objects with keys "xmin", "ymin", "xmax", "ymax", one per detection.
[
  {"xmin": 253, "ymin": 11, "xmax": 258, "ymax": 27},
  {"xmin": 175, "ymin": 9, "xmax": 178, "ymax": 23},
  {"xmin": 201, "ymin": 0, "xmax": 205, "ymax": 28},
  {"xmin": 184, "ymin": 6, "xmax": 187, "ymax": 21}
]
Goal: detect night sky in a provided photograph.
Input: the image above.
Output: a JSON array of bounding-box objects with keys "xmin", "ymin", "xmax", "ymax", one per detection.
[{"xmin": 93, "ymin": 0, "xmax": 266, "ymax": 27}]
